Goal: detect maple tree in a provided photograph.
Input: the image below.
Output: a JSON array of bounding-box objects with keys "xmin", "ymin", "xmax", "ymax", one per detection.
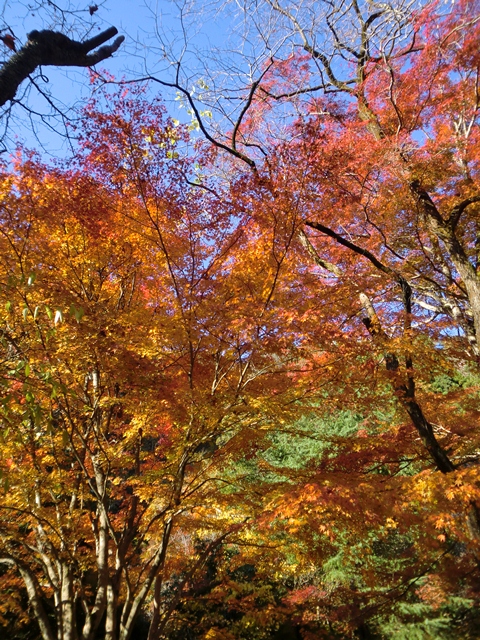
[
  {"xmin": 0, "ymin": 89, "xmax": 324, "ymax": 639},
  {"xmin": 143, "ymin": 0, "xmax": 480, "ymax": 634},
  {"xmin": 1, "ymin": 0, "xmax": 480, "ymax": 638},
  {"xmin": 236, "ymin": 0, "xmax": 480, "ymax": 634}
]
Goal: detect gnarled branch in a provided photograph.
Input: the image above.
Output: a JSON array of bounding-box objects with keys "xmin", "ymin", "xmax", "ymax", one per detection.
[{"xmin": 0, "ymin": 27, "xmax": 125, "ymax": 107}]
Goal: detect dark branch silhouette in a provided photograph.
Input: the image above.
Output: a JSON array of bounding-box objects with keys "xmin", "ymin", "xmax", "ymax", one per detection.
[{"xmin": 0, "ymin": 27, "xmax": 124, "ymax": 107}]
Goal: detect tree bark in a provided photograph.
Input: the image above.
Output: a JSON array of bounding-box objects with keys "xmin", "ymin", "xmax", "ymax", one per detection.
[
  {"xmin": 0, "ymin": 557, "xmax": 55, "ymax": 640},
  {"xmin": 410, "ymin": 182, "xmax": 480, "ymax": 352},
  {"xmin": 359, "ymin": 292, "xmax": 455, "ymax": 474}
]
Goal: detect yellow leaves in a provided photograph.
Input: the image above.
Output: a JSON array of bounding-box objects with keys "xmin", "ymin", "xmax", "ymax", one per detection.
[
  {"xmin": 385, "ymin": 517, "xmax": 398, "ymax": 529},
  {"xmin": 204, "ymin": 629, "xmax": 233, "ymax": 640},
  {"xmin": 118, "ymin": 418, "xmax": 144, "ymax": 449},
  {"xmin": 434, "ymin": 516, "xmax": 448, "ymax": 530},
  {"xmin": 445, "ymin": 487, "xmax": 457, "ymax": 501},
  {"xmin": 5, "ymin": 79, "xmax": 480, "ymax": 635}
]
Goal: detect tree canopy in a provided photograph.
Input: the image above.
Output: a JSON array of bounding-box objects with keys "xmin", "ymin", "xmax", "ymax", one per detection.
[{"xmin": 1, "ymin": 1, "xmax": 480, "ymax": 639}]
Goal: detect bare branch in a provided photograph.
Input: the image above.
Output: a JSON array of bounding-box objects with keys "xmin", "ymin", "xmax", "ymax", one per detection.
[{"xmin": 0, "ymin": 27, "xmax": 124, "ymax": 107}]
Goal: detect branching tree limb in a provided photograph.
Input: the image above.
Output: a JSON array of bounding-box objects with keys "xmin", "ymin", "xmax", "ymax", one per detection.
[
  {"xmin": 304, "ymin": 219, "xmax": 457, "ymax": 475},
  {"xmin": 0, "ymin": 27, "xmax": 124, "ymax": 107}
]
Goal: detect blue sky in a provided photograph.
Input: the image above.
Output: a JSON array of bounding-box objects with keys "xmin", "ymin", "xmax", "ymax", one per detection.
[{"xmin": 1, "ymin": 0, "xmax": 230, "ymax": 155}]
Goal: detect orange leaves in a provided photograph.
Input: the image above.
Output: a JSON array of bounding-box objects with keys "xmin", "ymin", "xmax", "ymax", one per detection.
[
  {"xmin": 2, "ymin": 3, "xmax": 480, "ymax": 631},
  {"xmin": 416, "ymin": 574, "xmax": 449, "ymax": 610},
  {"xmin": 0, "ymin": 33, "xmax": 16, "ymax": 51},
  {"xmin": 0, "ymin": 89, "xmax": 345, "ymax": 637}
]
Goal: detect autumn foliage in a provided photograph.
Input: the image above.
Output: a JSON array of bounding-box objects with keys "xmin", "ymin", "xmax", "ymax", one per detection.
[{"xmin": 1, "ymin": 1, "xmax": 480, "ymax": 638}]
